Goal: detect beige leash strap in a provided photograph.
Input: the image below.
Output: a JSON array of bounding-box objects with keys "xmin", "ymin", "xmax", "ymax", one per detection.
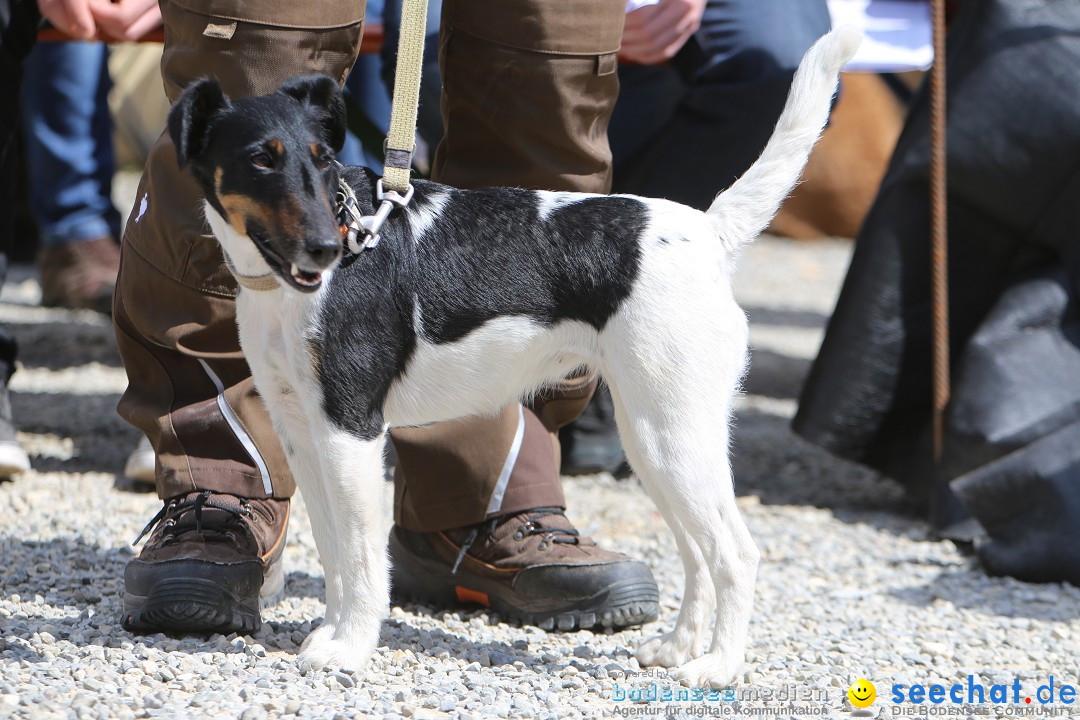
[
  {"xmin": 930, "ymin": 0, "xmax": 950, "ymax": 460},
  {"xmin": 382, "ymin": 0, "xmax": 430, "ymax": 195}
]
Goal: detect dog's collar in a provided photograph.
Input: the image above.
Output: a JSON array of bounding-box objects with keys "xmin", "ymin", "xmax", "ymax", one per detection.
[
  {"xmin": 224, "ymin": 256, "xmax": 279, "ymax": 292},
  {"xmin": 336, "ymin": 172, "xmax": 414, "ymax": 255}
]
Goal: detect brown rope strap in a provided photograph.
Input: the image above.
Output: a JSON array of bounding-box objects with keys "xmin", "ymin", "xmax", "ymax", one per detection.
[{"xmin": 930, "ymin": 0, "xmax": 950, "ymax": 461}]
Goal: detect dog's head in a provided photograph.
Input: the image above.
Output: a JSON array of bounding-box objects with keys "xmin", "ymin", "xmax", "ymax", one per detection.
[{"xmin": 168, "ymin": 75, "xmax": 350, "ymax": 293}]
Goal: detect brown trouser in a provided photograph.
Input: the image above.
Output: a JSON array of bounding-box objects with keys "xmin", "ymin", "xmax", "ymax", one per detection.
[{"xmin": 114, "ymin": 0, "xmax": 625, "ymax": 532}]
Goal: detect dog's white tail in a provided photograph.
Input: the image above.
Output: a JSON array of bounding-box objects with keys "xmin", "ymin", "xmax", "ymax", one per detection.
[{"xmin": 706, "ymin": 26, "xmax": 861, "ymax": 247}]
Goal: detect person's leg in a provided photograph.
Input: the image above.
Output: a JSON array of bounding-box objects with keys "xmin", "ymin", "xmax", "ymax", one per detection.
[
  {"xmin": 612, "ymin": 0, "xmax": 832, "ymax": 209},
  {"xmin": 388, "ymin": 0, "xmax": 660, "ymax": 632},
  {"xmin": 115, "ymin": 0, "xmax": 364, "ymax": 634},
  {"xmin": 0, "ymin": 0, "xmax": 38, "ymax": 261},
  {"xmin": 21, "ymin": 40, "xmax": 121, "ymax": 312},
  {"xmin": 0, "ymin": 0, "xmax": 38, "ymax": 477},
  {"xmin": 607, "ymin": 63, "xmax": 684, "ymax": 173},
  {"xmin": 22, "ymin": 41, "xmax": 120, "ymax": 243}
]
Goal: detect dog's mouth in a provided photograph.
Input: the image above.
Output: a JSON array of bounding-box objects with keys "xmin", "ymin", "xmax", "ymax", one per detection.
[
  {"xmin": 250, "ymin": 231, "xmax": 324, "ymax": 293},
  {"xmin": 288, "ymin": 263, "xmax": 323, "ymax": 290}
]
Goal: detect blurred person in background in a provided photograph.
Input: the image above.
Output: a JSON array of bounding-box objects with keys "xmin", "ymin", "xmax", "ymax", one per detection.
[
  {"xmin": 795, "ymin": 0, "xmax": 1080, "ymax": 586},
  {"xmin": 22, "ymin": 38, "xmax": 121, "ymax": 313}
]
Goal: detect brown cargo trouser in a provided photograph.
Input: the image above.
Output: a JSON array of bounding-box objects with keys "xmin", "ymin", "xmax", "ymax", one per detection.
[{"xmin": 114, "ymin": 0, "xmax": 625, "ymax": 532}]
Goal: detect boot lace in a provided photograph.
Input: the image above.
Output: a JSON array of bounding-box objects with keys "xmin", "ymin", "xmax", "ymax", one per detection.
[
  {"xmin": 132, "ymin": 490, "xmax": 253, "ymax": 546},
  {"xmin": 451, "ymin": 507, "xmax": 579, "ymax": 574}
]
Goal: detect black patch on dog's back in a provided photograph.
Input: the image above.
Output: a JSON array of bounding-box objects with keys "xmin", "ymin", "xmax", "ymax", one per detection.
[{"xmin": 411, "ymin": 186, "xmax": 646, "ymax": 342}]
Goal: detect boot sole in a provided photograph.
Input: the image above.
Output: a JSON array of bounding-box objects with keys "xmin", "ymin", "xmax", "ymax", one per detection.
[
  {"xmin": 122, "ymin": 556, "xmax": 284, "ymax": 635},
  {"xmin": 389, "ymin": 531, "xmax": 659, "ymax": 631}
]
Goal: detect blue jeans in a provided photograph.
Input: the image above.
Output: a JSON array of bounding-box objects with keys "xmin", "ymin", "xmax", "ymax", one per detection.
[
  {"xmin": 610, "ymin": 0, "xmax": 832, "ymax": 210},
  {"xmin": 337, "ymin": 0, "xmax": 391, "ymax": 169},
  {"xmin": 21, "ymin": 40, "xmax": 120, "ymax": 247}
]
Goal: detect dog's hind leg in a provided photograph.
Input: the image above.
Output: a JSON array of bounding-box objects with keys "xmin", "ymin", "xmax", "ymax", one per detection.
[
  {"xmin": 623, "ymin": 440, "xmax": 716, "ymax": 667},
  {"xmin": 662, "ymin": 444, "xmax": 759, "ymax": 690},
  {"xmin": 602, "ymin": 306, "xmax": 758, "ymax": 688},
  {"xmin": 296, "ymin": 427, "xmax": 389, "ymax": 673},
  {"xmin": 611, "ymin": 386, "xmax": 756, "ymax": 687}
]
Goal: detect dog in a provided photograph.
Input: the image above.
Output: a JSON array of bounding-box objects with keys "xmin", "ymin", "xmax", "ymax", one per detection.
[{"xmin": 165, "ymin": 27, "xmax": 860, "ymax": 688}]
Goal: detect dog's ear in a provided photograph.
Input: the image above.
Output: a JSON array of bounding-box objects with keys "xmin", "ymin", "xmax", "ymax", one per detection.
[
  {"xmin": 168, "ymin": 77, "xmax": 229, "ymax": 168},
  {"xmin": 277, "ymin": 75, "xmax": 348, "ymax": 154}
]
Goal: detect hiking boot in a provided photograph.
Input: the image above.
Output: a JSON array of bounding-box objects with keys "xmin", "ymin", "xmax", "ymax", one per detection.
[
  {"xmin": 0, "ymin": 380, "xmax": 30, "ymax": 479},
  {"xmin": 39, "ymin": 236, "xmax": 120, "ymax": 313},
  {"xmin": 122, "ymin": 491, "xmax": 288, "ymax": 634},
  {"xmin": 389, "ymin": 507, "xmax": 659, "ymax": 631}
]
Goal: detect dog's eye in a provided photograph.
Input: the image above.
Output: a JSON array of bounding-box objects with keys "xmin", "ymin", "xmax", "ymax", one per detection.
[
  {"xmin": 315, "ymin": 154, "xmax": 332, "ymax": 171},
  {"xmin": 250, "ymin": 152, "xmax": 274, "ymax": 170}
]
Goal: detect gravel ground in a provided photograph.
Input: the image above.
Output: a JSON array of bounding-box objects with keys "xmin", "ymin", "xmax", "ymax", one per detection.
[{"xmin": 2, "ymin": 236, "xmax": 1078, "ymax": 720}]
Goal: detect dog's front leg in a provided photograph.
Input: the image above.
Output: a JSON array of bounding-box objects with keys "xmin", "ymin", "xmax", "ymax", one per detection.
[
  {"xmin": 296, "ymin": 426, "xmax": 389, "ymax": 673},
  {"xmin": 250, "ymin": 374, "xmax": 343, "ymax": 650}
]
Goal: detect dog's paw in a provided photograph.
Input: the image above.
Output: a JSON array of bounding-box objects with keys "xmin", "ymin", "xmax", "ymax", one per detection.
[
  {"xmin": 670, "ymin": 653, "xmax": 740, "ymax": 689},
  {"xmin": 636, "ymin": 631, "xmax": 696, "ymax": 668},
  {"xmin": 299, "ymin": 623, "xmax": 335, "ymax": 653},
  {"xmin": 298, "ymin": 636, "xmax": 374, "ymax": 674}
]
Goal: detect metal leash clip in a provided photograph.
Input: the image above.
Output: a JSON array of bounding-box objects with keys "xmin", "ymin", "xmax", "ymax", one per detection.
[{"xmin": 337, "ymin": 177, "xmax": 415, "ymax": 255}]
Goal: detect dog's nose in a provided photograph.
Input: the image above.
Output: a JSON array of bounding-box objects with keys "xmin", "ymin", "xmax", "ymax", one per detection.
[{"xmin": 304, "ymin": 236, "xmax": 341, "ymax": 268}]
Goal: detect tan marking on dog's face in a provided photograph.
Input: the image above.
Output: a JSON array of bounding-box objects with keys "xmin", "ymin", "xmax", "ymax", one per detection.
[
  {"xmin": 270, "ymin": 138, "xmax": 284, "ymax": 156},
  {"xmin": 220, "ymin": 193, "xmax": 277, "ymax": 237},
  {"xmin": 310, "ymin": 142, "xmax": 321, "ymax": 159},
  {"xmin": 214, "ymin": 166, "xmax": 284, "ymax": 238}
]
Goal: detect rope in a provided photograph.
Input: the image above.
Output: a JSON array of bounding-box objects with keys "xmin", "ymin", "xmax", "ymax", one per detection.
[
  {"xmin": 930, "ymin": 0, "xmax": 950, "ymax": 461},
  {"xmin": 382, "ymin": 0, "xmax": 429, "ymax": 194}
]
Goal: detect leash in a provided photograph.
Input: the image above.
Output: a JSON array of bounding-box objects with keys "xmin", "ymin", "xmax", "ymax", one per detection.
[
  {"xmin": 339, "ymin": 0, "xmax": 428, "ymax": 253},
  {"xmin": 929, "ymin": 0, "xmax": 950, "ymax": 461},
  {"xmin": 382, "ymin": 0, "xmax": 428, "ymax": 196}
]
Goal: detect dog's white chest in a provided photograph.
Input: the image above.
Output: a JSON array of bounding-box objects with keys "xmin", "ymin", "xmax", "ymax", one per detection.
[{"xmin": 235, "ymin": 290, "xmax": 317, "ymax": 396}]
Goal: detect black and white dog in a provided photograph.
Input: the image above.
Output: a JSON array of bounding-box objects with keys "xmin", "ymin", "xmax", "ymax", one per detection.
[{"xmin": 167, "ymin": 27, "xmax": 860, "ymax": 687}]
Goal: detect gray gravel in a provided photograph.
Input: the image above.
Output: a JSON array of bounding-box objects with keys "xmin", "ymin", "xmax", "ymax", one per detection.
[{"xmin": 2, "ymin": 236, "xmax": 1078, "ymax": 720}]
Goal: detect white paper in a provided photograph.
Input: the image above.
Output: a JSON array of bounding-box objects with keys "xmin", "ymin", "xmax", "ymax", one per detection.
[
  {"xmin": 828, "ymin": 0, "xmax": 934, "ymax": 72},
  {"xmin": 626, "ymin": 0, "xmax": 660, "ymax": 13}
]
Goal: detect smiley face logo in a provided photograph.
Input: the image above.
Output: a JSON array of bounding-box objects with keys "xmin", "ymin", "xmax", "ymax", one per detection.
[{"xmin": 848, "ymin": 678, "xmax": 876, "ymax": 708}]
